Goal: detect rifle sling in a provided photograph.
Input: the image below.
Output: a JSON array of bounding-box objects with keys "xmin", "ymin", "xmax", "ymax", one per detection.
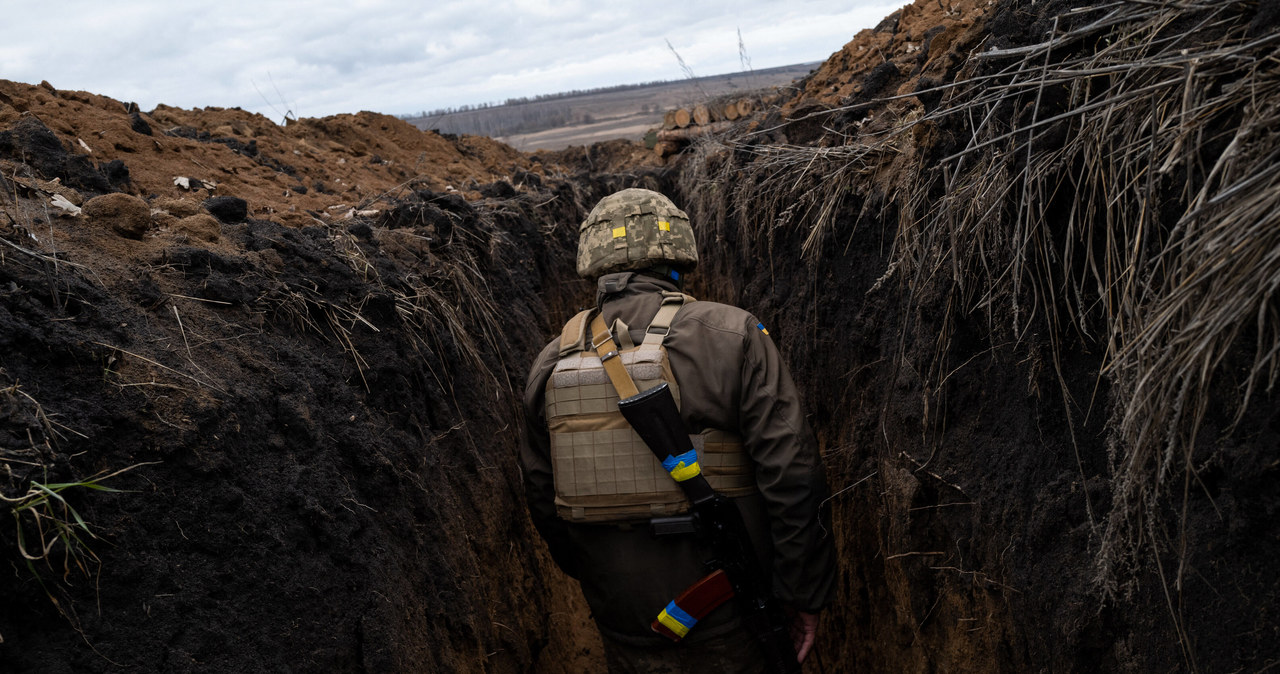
[
  {"xmin": 590, "ymin": 312, "xmax": 718, "ymax": 507},
  {"xmin": 586, "ymin": 293, "xmax": 687, "ymax": 401},
  {"xmin": 589, "ymin": 313, "xmax": 640, "ymax": 399}
]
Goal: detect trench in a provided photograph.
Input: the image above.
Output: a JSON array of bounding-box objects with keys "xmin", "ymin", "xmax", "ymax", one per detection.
[{"xmin": 2, "ymin": 0, "xmax": 1279, "ymax": 672}]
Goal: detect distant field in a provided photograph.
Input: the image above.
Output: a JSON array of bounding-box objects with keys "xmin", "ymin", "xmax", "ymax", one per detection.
[
  {"xmin": 404, "ymin": 62, "xmax": 820, "ymax": 151},
  {"xmin": 499, "ymin": 115, "xmax": 659, "ymax": 152}
]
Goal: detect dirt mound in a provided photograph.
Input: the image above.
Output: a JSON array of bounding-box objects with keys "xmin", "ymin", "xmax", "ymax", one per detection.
[
  {"xmin": 1, "ymin": 79, "xmax": 614, "ymax": 672},
  {"xmin": 0, "ymin": 79, "xmax": 544, "ymax": 230},
  {"xmin": 785, "ymin": 0, "xmax": 989, "ymax": 113},
  {"xmin": 534, "ymin": 138, "xmax": 664, "ymax": 176}
]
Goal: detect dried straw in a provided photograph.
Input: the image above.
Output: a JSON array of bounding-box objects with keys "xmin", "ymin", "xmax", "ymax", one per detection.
[{"xmin": 678, "ymin": 0, "xmax": 1279, "ymax": 635}]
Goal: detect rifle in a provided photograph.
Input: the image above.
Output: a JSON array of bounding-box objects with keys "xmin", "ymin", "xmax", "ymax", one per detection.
[{"xmin": 618, "ymin": 381, "xmax": 801, "ymax": 674}]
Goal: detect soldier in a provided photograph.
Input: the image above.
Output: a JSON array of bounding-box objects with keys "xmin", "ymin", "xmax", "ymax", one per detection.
[{"xmin": 521, "ymin": 188, "xmax": 835, "ymax": 672}]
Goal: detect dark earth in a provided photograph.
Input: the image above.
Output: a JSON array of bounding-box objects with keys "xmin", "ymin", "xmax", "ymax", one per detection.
[{"xmin": 2, "ymin": 0, "xmax": 1277, "ymax": 672}]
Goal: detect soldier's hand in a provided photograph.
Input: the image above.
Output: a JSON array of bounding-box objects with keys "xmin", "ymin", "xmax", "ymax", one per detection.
[{"xmin": 790, "ymin": 610, "xmax": 818, "ymax": 663}]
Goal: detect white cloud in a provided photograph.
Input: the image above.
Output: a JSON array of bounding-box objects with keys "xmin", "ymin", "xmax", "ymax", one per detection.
[{"xmin": 0, "ymin": 0, "xmax": 904, "ymax": 119}]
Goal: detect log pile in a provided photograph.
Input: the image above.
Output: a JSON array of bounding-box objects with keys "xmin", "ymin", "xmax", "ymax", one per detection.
[
  {"xmin": 662, "ymin": 97, "xmax": 759, "ymax": 130},
  {"xmin": 654, "ymin": 97, "xmax": 761, "ymax": 157}
]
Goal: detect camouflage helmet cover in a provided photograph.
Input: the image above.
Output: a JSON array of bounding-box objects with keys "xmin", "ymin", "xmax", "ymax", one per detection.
[{"xmin": 576, "ymin": 188, "xmax": 699, "ymax": 278}]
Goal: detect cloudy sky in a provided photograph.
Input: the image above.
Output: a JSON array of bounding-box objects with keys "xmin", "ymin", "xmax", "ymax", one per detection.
[{"xmin": 2, "ymin": 0, "xmax": 902, "ymax": 122}]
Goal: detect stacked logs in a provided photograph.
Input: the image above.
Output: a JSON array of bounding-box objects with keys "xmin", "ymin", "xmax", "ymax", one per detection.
[
  {"xmin": 661, "ymin": 98, "xmax": 756, "ymax": 130},
  {"xmin": 654, "ymin": 97, "xmax": 759, "ymax": 157}
]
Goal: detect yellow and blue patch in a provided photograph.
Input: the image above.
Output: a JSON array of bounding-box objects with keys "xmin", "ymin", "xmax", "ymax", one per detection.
[
  {"xmin": 756, "ymin": 322, "xmax": 769, "ymax": 336},
  {"xmin": 661, "ymin": 449, "xmax": 701, "ymax": 482},
  {"xmin": 656, "ymin": 601, "xmax": 697, "ymax": 638}
]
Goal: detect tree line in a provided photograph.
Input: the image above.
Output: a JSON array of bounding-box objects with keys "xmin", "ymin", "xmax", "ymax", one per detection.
[
  {"xmin": 410, "ymin": 103, "xmax": 580, "ymax": 137},
  {"xmin": 403, "ymin": 78, "xmax": 672, "ymax": 120}
]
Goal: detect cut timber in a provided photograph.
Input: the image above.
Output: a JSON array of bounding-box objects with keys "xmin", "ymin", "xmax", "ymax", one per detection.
[
  {"xmin": 706, "ymin": 102, "xmax": 726, "ymax": 122},
  {"xmin": 737, "ymin": 98, "xmax": 755, "ymax": 116},
  {"xmin": 673, "ymin": 108, "xmax": 692, "ymax": 128},
  {"xmin": 663, "ymin": 109, "xmax": 677, "ymax": 130},
  {"xmin": 656, "ymin": 121, "xmax": 733, "ymax": 142},
  {"xmin": 693, "ymin": 104, "xmax": 711, "ymax": 126},
  {"xmin": 723, "ymin": 102, "xmax": 740, "ymax": 121}
]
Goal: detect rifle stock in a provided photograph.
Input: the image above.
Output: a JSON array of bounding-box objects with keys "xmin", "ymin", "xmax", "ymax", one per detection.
[{"xmin": 618, "ymin": 383, "xmax": 801, "ymax": 674}]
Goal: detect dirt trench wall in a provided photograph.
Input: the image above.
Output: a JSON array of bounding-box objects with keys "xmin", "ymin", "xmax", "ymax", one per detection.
[
  {"xmin": 656, "ymin": 0, "xmax": 1280, "ymax": 670},
  {"xmin": 0, "ymin": 154, "xmax": 617, "ymax": 671},
  {"xmin": 0, "ymin": 76, "xmax": 699, "ymax": 673},
  {"xmin": 672, "ymin": 179, "xmax": 1108, "ymax": 671},
  {"xmin": 667, "ymin": 143, "xmax": 1277, "ymax": 673}
]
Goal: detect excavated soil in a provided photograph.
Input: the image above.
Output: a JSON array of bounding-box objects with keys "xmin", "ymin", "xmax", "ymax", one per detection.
[
  {"xmin": 0, "ymin": 76, "xmax": 618, "ymax": 673},
  {"xmin": 2, "ymin": 0, "xmax": 1278, "ymax": 672},
  {"xmin": 786, "ymin": 0, "xmax": 989, "ymax": 112}
]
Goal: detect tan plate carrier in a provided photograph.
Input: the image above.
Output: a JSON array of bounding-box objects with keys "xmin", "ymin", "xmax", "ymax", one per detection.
[{"xmin": 545, "ymin": 292, "xmax": 758, "ymax": 523}]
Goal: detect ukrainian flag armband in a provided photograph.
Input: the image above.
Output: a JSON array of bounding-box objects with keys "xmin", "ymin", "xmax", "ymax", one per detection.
[{"xmin": 661, "ymin": 450, "xmax": 701, "ymax": 482}]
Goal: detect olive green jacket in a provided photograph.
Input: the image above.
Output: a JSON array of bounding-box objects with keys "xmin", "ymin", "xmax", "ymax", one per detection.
[{"xmin": 521, "ymin": 271, "xmax": 836, "ymax": 645}]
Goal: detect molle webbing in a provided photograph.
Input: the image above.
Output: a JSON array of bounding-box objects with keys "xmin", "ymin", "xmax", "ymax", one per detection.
[{"xmin": 546, "ymin": 294, "xmax": 756, "ymax": 523}]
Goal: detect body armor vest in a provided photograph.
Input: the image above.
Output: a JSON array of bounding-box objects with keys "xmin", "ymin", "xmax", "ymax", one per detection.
[{"xmin": 545, "ymin": 292, "xmax": 757, "ymax": 523}]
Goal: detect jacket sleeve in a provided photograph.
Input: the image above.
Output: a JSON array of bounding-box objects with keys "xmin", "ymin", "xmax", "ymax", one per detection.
[
  {"xmin": 520, "ymin": 340, "xmax": 582, "ymax": 579},
  {"xmin": 737, "ymin": 318, "xmax": 836, "ymax": 612}
]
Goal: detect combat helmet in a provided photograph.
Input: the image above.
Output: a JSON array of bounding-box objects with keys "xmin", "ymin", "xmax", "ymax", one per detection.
[{"xmin": 577, "ymin": 188, "xmax": 698, "ymax": 278}]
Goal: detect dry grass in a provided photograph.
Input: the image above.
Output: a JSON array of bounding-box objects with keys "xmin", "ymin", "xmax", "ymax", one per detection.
[
  {"xmin": 319, "ymin": 186, "xmax": 535, "ymax": 393},
  {"xmin": 894, "ymin": 2, "xmax": 1280, "ymax": 600},
  {"xmin": 683, "ymin": 134, "xmax": 898, "ymax": 261},
  {"xmin": 679, "ymin": 1, "xmax": 1278, "ymax": 656}
]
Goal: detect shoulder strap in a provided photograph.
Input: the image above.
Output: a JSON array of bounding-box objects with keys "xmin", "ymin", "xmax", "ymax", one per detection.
[
  {"xmin": 642, "ymin": 291, "xmax": 695, "ymax": 347},
  {"xmin": 589, "ymin": 313, "xmax": 640, "ymax": 399},
  {"xmin": 589, "ymin": 291, "xmax": 695, "ymax": 400},
  {"xmin": 612, "ymin": 317, "xmax": 635, "ymax": 350},
  {"xmin": 558, "ymin": 309, "xmax": 594, "ymax": 357},
  {"xmin": 579, "ymin": 291, "xmax": 694, "ymax": 398}
]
